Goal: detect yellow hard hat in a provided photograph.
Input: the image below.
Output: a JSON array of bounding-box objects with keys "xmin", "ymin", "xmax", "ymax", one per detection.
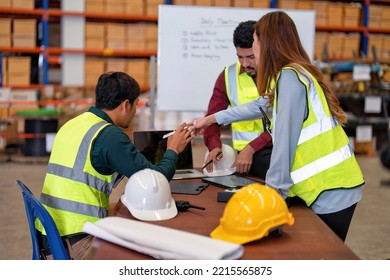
[{"xmin": 210, "ymin": 183, "xmax": 294, "ymax": 244}]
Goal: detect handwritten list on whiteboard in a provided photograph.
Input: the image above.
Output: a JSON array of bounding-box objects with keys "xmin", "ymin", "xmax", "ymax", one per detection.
[{"xmin": 157, "ymin": 5, "xmax": 315, "ymax": 111}]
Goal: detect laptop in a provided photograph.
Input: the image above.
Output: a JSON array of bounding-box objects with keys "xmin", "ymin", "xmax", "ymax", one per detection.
[{"xmin": 132, "ymin": 130, "xmax": 206, "ymax": 180}]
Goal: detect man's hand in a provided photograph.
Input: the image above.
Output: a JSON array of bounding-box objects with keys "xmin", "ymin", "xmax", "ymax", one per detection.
[
  {"xmin": 167, "ymin": 122, "xmax": 195, "ymax": 154},
  {"xmin": 232, "ymin": 145, "xmax": 255, "ymax": 174},
  {"xmin": 204, "ymin": 147, "xmax": 223, "ymax": 173}
]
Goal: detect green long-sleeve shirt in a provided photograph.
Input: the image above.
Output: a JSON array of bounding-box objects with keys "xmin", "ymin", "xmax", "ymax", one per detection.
[{"xmin": 88, "ymin": 107, "xmax": 178, "ymax": 180}]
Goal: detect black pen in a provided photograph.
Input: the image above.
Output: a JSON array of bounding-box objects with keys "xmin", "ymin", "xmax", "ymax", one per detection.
[{"xmin": 202, "ymin": 151, "xmax": 222, "ymax": 169}]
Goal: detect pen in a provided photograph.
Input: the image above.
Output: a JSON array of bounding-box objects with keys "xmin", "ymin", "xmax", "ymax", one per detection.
[
  {"xmin": 162, "ymin": 131, "xmax": 175, "ymax": 139},
  {"xmin": 162, "ymin": 125, "xmax": 192, "ymax": 139},
  {"xmin": 202, "ymin": 151, "xmax": 222, "ymax": 169}
]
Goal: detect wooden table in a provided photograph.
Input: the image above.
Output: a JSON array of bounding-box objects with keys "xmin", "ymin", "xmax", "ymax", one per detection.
[{"xmin": 87, "ymin": 179, "xmax": 359, "ymax": 260}]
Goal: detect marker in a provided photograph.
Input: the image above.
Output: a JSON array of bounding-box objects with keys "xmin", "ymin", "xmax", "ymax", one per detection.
[{"xmin": 162, "ymin": 131, "xmax": 175, "ymax": 139}]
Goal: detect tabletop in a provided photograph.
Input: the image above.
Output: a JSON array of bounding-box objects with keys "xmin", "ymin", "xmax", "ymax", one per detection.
[{"xmin": 87, "ymin": 178, "xmax": 360, "ymax": 260}]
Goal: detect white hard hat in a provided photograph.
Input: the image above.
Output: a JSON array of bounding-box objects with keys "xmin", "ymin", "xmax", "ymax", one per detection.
[
  {"xmin": 203, "ymin": 144, "xmax": 237, "ymax": 177},
  {"xmin": 121, "ymin": 169, "xmax": 177, "ymax": 221}
]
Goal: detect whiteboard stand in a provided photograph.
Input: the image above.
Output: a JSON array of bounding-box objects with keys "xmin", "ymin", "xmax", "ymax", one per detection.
[{"xmin": 149, "ymin": 56, "xmax": 156, "ymax": 129}]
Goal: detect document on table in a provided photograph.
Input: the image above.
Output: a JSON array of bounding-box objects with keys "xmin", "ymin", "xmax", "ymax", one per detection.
[{"xmin": 83, "ymin": 216, "xmax": 244, "ymax": 260}]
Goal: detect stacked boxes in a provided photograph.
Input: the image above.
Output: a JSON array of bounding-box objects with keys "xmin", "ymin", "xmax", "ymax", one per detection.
[
  {"xmin": 105, "ymin": 0, "xmax": 124, "ymax": 14},
  {"xmin": 278, "ymin": 0, "xmax": 297, "ymax": 9},
  {"xmin": 252, "ymin": 0, "xmax": 269, "ymax": 8},
  {"xmin": 194, "ymin": 0, "xmax": 213, "ymax": 6},
  {"xmin": 173, "ymin": 0, "xmax": 194, "ymax": 4},
  {"xmin": 124, "ymin": 0, "xmax": 145, "ymax": 15},
  {"xmin": 232, "ymin": 0, "xmax": 251, "ymax": 8},
  {"xmin": 367, "ymin": 35, "xmax": 390, "ymax": 62},
  {"xmin": 7, "ymin": 56, "xmax": 31, "ymax": 86},
  {"xmin": 0, "ymin": 18, "xmax": 11, "ymax": 47},
  {"xmin": 1, "ymin": 57, "xmax": 7, "ymax": 86},
  {"xmin": 314, "ymin": 32, "xmax": 328, "ymax": 60},
  {"xmin": 106, "ymin": 58, "xmax": 127, "ymax": 72},
  {"xmin": 127, "ymin": 24, "xmax": 147, "ymax": 51},
  {"xmin": 0, "ymin": 0, "xmax": 11, "ymax": 8},
  {"xmin": 105, "ymin": 23, "xmax": 126, "ymax": 50},
  {"xmin": 145, "ymin": 24, "xmax": 158, "ymax": 51},
  {"xmin": 12, "ymin": 19, "xmax": 36, "ymax": 47},
  {"xmin": 146, "ymin": 0, "xmax": 165, "ymax": 16},
  {"xmin": 381, "ymin": 6, "xmax": 390, "ymax": 28},
  {"xmin": 12, "ymin": 0, "xmax": 34, "ymax": 9},
  {"xmin": 327, "ymin": 3, "xmax": 343, "ymax": 26},
  {"xmin": 342, "ymin": 33, "xmax": 360, "ymax": 59},
  {"xmin": 127, "ymin": 59, "xmax": 149, "ymax": 86},
  {"xmin": 296, "ymin": 0, "xmax": 312, "ymax": 10},
  {"xmin": 369, "ymin": 5, "xmax": 382, "ymax": 28},
  {"xmin": 343, "ymin": 3, "xmax": 361, "ymax": 27},
  {"xmin": 85, "ymin": 58, "xmax": 105, "ymax": 87},
  {"xmin": 85, "ymin": 22, "xmax": 105, "ymax": 50},
  {"xmin": 327, "ymin": 33, "xmax": 344, "ymax": 60},
  {"xmin": 312, "ymin": 1, "xmax": 328, "ymax": 25},
  {"xmin": 85, "ymin": 0, "xmax": 105, "ymax": 13}
]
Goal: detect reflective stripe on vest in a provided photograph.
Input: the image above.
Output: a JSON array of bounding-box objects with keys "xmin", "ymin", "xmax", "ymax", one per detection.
[
  {"xmin": 273, "ymin": 66, "xmax": 364, "ymax": 206},
  {"xmin": 225, "ymin": 62, "xmax": 263, "ymax": 151}
]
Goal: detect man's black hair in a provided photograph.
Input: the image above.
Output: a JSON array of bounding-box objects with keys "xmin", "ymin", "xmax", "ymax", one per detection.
[
  {"xmin": 233, "ymin": 20, "xmax": 256, "ymax": 49},
  {"xmin": 95, "ymin": 71, "xmax": 140, "ymax": 110}
]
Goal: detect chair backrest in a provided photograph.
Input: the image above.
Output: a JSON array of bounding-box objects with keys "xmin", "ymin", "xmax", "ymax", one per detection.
[{"xmin": 16, "ymin": 180, "xmax": 70, "ymax": 260}]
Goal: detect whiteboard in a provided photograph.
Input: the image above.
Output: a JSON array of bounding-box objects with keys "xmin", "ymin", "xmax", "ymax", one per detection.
[{"xmin": 157, "ymin": 5, "xmax": 315, "ymax": 112}]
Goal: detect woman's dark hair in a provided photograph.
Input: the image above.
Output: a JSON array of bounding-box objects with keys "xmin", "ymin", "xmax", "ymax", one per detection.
[{"xmin": 95, "ymin": 71, "xmax": 140, "ymax": 110}]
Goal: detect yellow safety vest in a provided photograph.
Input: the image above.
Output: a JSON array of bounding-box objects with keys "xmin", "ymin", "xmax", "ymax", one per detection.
[
  {"xmin": 36, "ymin": 112, "xmax": 124, "ymax": 236},
  {"xmin": 225, "ymin": 62, "xmax": 264, "ymax": 151},
  {"xmin": 273, "ymin": 66, "xmax": 364, "ymax": 206}
]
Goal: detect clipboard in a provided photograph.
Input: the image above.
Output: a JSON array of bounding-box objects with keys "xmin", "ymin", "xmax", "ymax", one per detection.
[{"xmin": 169, "ymin": 181, "xmax": 209, "ymax": 195}]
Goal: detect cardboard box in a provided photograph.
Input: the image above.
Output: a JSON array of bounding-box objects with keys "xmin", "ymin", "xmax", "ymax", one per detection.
[
  {"xmin": 297, "ymin": 0, "xmax": 312, "ymax": 10},
  {"xmin": 252, "ymin": 0, "xmax": 269, "ymax": 8},
  {"xmin": 106, "ymin": 59, "xmax": 127, "ymax": 72},
  {"xmin": 13, "ymin": 19, "xmax": 36, "ymax": 35},
  {"xmin": 85, "ymin": 0, "xmax": 104, "ymax": 13},
  {"xmin": 85, "ymin": 37, "xmax": 105, "ymax": 50},
  {"xmin": 8, "ymin": 72, "xmax": 30, "ymax": 86},
  {"xmin": 0, "ymin": 0, "xmax": 11, "ymax": 8},
  {"xmin": 85, "ymin": 22, "xmax": 105, "ymax": 38},
  {"xmin": 126, "ymin": 39, "xmax": 146, "ymax": 51},
  {"xmin": 278, "ymin": 0, "xmax": 296, "ymax": 9},
  {"xmin": 127, "ymin": 24, "xmax": 146, "ymax": 40},
  {"xmin": 12, "ymin": 34, "xmax": 36, "ymax": 48},
  {"xmin": 232, "ymin": 0, "xmax": 251, "ymax": 8},
  {"xmin": 0, "ymin": 19, "xmax": 12, "ymax": 35},
  {"xmin": 0, "ymin": 35, "xmax": 11, "ymax": 47},
  {"xmin": 12, "ymin": 0, "xmax": 34, "ymax": 9},
  {"xmin": 105, "ymin": 23, "xmax": 126, "ymax": 39},
  {"xmin": 105, "ymin": 38, "xmax": 126, "ymax": 50},
  {"xmin": 124, "ymin": 0, "xmax": 145, "ymax": 15},
  {"xmin": 173, "ymin": 0, "xmax": 194, "ymax": 5},
  {"xmin": 105, "ymin": 1, "xmax": 124, "ymax": 14},
  {"xmin": 8, "ymin": 57, "xmax": 31, "ymax": 74}
]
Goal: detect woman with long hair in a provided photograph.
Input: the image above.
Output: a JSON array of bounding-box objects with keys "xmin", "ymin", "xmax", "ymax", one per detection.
[{"xmin": 194, "ymin": 11, "xmax": 364, "ymax": 241}]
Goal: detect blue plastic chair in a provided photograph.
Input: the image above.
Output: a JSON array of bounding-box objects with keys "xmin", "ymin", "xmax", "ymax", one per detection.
[{"xmin": 16, "ymin": 180, "xmax": 70, "ymax": 260}]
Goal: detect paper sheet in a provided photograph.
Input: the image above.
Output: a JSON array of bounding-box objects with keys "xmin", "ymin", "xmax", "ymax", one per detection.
[{"xmin": 83, "ymin": 217, "xmax": 244, "ymax": 260}]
